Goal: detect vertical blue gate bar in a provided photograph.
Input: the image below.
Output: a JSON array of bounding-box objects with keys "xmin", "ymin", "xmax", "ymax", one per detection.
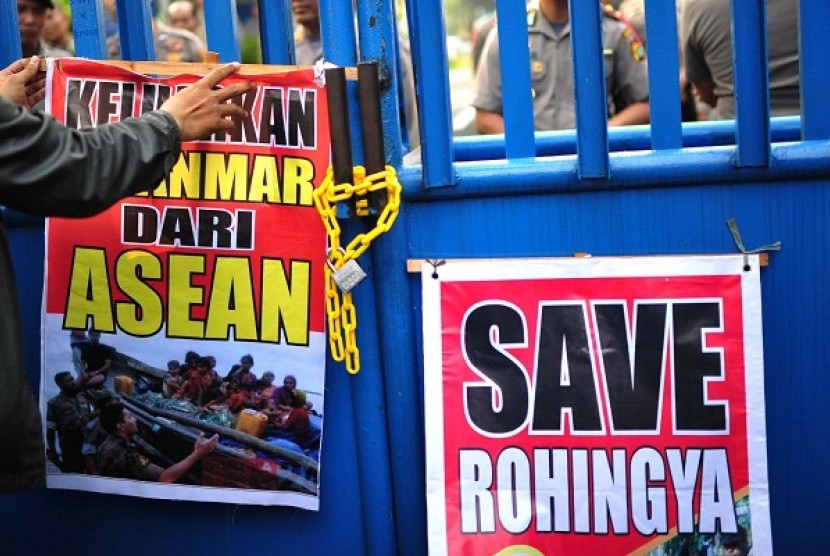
[
  {"xmin": 259, "ymin": 0, "xmax": 294, "ymax": 65},
  {"xmin": 355, "ymin": 0, "xmax": 404, "ymax": 166},
  {"xmin": 340, "ymin": 226, "xmax": 398, "ymax": 554},
  {"xmin": 115, "ymin": 0, "xmax": 154, "ymax": 61},
  {"xmin": 371, "ymin": 225, "xmax": 427, "ymax": 555},
  {"xmin": 319, "ymin": 0, "xmax": 357, "ymax": 66},
  {"xmin": 319, "ymin": 0, "xmax": 363, "ymax": 166},
  {"xmin": 319, "ymin": 2, "xmax": 397, "ymax": 554},
  {"xmin": 799, "ymin": 0, "xmax": 830, "ymax": 140},
  {"xmin": 0, "ymin": 2, "xmax": 22, "ymax": 67},
  {"xmin": 731, "ymin": 0, "xmax": 770, "ymax": 167},
  {"xmin": 644, "ymin": 0, "xmax": 682, "ymax": 150},
  {"xmin": 358, "ymin": 5, "xmax": 422, "ymax": 551},
  {"xmin": 69, "ymin": 0, "xmax": 107, "ymax": 60},
  {"xmin": 496, "ymin": 0, "xmax": 535, "ymax": 159},
  {"xmin": 203, "ymin": 0, "xmax": 240, "ymax": 62},
  {"xmin": 570, "ymin": 0, "xmax": 609, "ymax": 178},
  {"xmin": 404, "ymin": 0, "xmax": 454, "ymax": 188}
]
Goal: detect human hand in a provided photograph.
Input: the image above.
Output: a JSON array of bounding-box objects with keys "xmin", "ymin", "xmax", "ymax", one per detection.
[
  {"xmin": 193, "ymin": 433, "xmax": 218, "ymax": 456},
  {"xmin": 159, "ymin": 62, "xmax": 253, "ymax": 142},
  {"xmin": 0, "ymin": 56, "xmax": 45, "ymax": 108}
]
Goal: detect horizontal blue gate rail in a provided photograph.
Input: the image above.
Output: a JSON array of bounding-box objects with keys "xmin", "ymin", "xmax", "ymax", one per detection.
[{"xmin": 2, "ymin": 0, "xmax": 830, "ymax": 554}]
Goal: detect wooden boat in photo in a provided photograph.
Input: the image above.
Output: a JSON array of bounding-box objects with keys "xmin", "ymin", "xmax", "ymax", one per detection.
[{"xmin": 105, "ymin": 351, "xmax": 319, "ymax": 495}]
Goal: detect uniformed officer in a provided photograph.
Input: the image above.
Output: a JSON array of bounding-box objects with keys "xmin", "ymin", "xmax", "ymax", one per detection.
[
  {"xmin": 97, "ymin": 402, "xmax": 217, "ymax": 483},
  {"xmin": 473, "ymin": 0, "xmax": 650, "ymax": 133},
  {"xmin": 46, "ymin": 371, "xmax": 92, "ymax": 473}
]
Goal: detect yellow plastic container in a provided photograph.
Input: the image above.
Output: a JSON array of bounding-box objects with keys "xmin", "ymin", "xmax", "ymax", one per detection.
[
  {"xmin": 114, "ymin": 375, "xmax": 133, "ymax": 396},
  {"xmin": 235, "ymin": 409, "xmax": 268, "ymax": 437}
]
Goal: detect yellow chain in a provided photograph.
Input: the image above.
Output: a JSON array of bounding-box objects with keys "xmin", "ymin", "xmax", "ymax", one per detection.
[{"xmin": 313, "ymin": 164, "xmax": 402, "ymax": 374}]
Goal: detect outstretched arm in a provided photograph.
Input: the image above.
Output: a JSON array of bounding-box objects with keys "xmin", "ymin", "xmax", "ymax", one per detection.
[
  {"xmin": 0, "ymin": 62, "xmax": 252, "ymax": 217},
  {"xmin": 158, "ymin": 434, "xmax": 218, "ymax": 483}
]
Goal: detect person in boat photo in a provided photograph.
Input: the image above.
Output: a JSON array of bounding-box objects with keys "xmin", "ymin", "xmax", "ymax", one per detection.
[
  {"xmin": 46, "ymin": 371, "xmax": 92, "ymax": 473},
  {"xmin": 78, "ymin": 330, "xmax": 116, "ymax": 389},
  {"xmin": 97, "ymin": 402, "xmax": 217, "ymax": 482}
]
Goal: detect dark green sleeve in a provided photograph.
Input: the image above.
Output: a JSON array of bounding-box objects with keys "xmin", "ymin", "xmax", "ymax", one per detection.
[{"xmin": 0, "ymin": 98, "xmax": 181, "ymax": 217}]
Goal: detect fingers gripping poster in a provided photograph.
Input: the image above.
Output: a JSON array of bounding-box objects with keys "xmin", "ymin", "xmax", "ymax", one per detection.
[
  {"xmin": 422, "ymin": 256, "xmax": 772, "ymax": 555},
  {"xmin": 41, "ymin": 59, "xmax": 328, "ymax": 508}
]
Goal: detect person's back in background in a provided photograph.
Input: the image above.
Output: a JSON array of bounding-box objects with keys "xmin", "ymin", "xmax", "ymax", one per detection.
[{"xmin": 681, "ymin": 0, "xmax": 799, "ymax": 119}]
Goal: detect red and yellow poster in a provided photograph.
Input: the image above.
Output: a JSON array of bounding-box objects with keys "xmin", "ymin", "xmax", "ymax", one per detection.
[
  {"xmin": 40, "ymin": 59, "xmax": 328, "ymax": 509},
  {"xmin": 422, "ymin": 255, "xmax": 771, "ymax": 554}
]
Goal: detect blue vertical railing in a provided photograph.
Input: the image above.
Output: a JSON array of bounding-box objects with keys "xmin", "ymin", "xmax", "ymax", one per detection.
[
  {"xmin": 68, "ymin": 0, "xmax": 107, "ymax": 60},
  {"xmin": 318, "ymin": 2, "xmax": 399, "ymax": 554},
  {"xmin": 570, "ymin": 0, "xmax": 609, "ymax": 178},
  {"xmin": 404, "ymin": 0, "xmax": 455, "ymax": 188},
  {"xmin": 355, "ymin": 0, "xmax": 405, "ymax": 166},
  {"xmin": 203, "ymin": 0, "xmax": 240, "ymax": 62},
  {"xmin": 799, "ymin": 0, "xmax": 830, "ymax": 140},
  {"xmin": 0, "ymin": 2, "xmax": 21, "ymax": 67},
  {"xmin": 114, "ymin": 0, "xmax": 154, "ymax": 61},
  {"xmin": 258, "ymin": 0, "xmax": 294, "ymax": 65},
  {"xmin": 644, "ymin": 0, "xmax": 682, "ymax": 150},
  {"xmin": 731, "ymin": 0, "xmax": 770, "ymax": 167},
  {"xmin": 496, "ymin": 0, "xmax": 535, "ymax": 159}
]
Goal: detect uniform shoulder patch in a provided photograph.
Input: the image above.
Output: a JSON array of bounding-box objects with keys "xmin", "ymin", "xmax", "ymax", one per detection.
[
  {"xmin": 629, "ymin": 39, "xmax": 646, "ymax": 62},
  {"xmin": 527, "ymin": 8, "xmax": 538, "ymax": 27},
  {"xmin": 603, "ymin": 4, "xmax": 646, "ymax": 62}
]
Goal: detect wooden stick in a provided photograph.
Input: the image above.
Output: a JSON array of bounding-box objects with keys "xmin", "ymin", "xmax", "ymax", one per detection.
[
  {"xmin": 406, "ymin": 253, "xmax": 771, "ymax": 273},
  {"xmin": 41, "ymin": 58, "xmax": 357, "ymax": 79}
]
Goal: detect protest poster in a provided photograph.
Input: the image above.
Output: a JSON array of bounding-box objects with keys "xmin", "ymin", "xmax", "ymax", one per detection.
[
  {"xmin": 422, "ymin": 255, "xmax": 771, "ymax": 554},
  {"xmin": 40, "ymin": 59, "xmax": 328, "ymax": 509}
]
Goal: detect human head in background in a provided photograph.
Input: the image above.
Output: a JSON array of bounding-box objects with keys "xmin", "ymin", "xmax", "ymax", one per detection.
[
  {"xmin": 292, "ymin": 0, "xmax": 321, "ymax": 65},
  {"xmin": 53, "ymin": 370, "xmax": 77, "ymax": 393},
  {"xmin": 42, "ymin": 2, "xmax": 74, "ymax": 54},
  {"xmin": 240, "ymin": 354, "xmax": 254, "ymax": 371},
  {"xmin": 720, "ymin": 526, "xmax": 750, "ymax": 556},
  {"xmin": 168, "ymin": 1, "xmax": 200, "ymax": 34},
  {"xmin": 292, "ymin": 0, "xmax": 319, "ymax": 35},
  {"xmin": 17, "ymin": 0, "xmax": 54, "ymax": 58}
]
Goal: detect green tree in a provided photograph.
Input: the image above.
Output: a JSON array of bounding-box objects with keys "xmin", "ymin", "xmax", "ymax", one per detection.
[
  {"xmin": 443, "ymin": 0, "xmax": 494, "ymax": 38},
  {"xmin": 396, "ymin": 0, "xmax": 495, "ymax": 39}
]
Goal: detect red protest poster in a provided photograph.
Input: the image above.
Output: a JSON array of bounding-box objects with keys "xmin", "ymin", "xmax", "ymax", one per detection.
[
  {"xmin": 40, "ymin": 59, "xmax": 328, "ymax": 508},
  {"xmin": 422, "ymin": 256, "xmax": 771, "ymax": 555}
]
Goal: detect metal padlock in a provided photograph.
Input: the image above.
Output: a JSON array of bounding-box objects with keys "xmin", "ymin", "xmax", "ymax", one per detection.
[{"xmin": 329, "ymin": 257, "xmax": 367, "ymax": 293}]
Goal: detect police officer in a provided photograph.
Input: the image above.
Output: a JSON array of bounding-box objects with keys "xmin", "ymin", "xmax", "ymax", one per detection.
[
  {"xmin": 46, "ymin": 371, "xmax": 92, "ymax": 473},
  {"xmin": 473, "ymin": 0, "xmax": 650, "ymax": 133},
  {"xmin": 97, "ymin": 402, "xmax": 217, "ymax": 482}
]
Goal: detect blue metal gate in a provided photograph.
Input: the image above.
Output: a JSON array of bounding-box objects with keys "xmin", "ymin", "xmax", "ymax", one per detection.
[{"xmin": 2, "ymin": 0, "xmax": 830, "ymax": 553}]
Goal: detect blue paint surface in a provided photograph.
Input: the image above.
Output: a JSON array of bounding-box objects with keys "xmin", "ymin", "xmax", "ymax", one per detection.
[{"xmin": 1, "ymin": 0, "xmax": 829, "ymax": 553}]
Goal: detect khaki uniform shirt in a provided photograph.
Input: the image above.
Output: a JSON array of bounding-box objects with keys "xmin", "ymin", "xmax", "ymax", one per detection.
[
  {"xmin": 46, "ymin": 392, "xmax": 91, "ymax": 446},
  {"xmin": 97, "ymin": 435, "xmax": 164, "ymax": 481},
  {"xmin": 473, "ymin": 8, "xmax": 649, "ymax": 131}
]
